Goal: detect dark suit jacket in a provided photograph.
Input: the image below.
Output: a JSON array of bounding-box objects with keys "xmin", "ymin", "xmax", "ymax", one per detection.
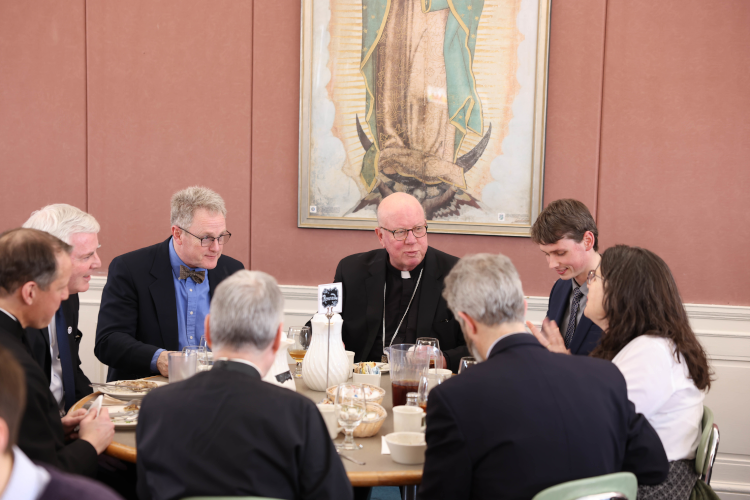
[
  {"xmin": 330, "ymin": 247, "xmax": 468, "ymax": 372},
  {"xmin": 547, "ymin": 278, "xmax": 603, "ymax": 355},
  {"xmin": 94, "ymin": 238, "xmax": 244, "ymax": 381},
  {"xmin": 0, "ymin": 313, "xmax": 98, "ymax": 477},
  {"xmin": 26, "ymin": 294, "xmax": 93, "ymax": 411},
  {"xmin": 38, "ymin": 464, "xmax": 124, "ymax": 500},
  {"xmin": 419, "ymin": 334, "xmax": 669, "ymax": 500},
  {"xmin": 136, "ymin": 360, "xmax": 353, "ymax": 500}
]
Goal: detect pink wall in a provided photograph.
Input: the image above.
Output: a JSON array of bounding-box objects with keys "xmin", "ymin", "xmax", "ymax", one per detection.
[{"xmin": 1, "ymin": 0, "xmax": 748, "ymax": 305}]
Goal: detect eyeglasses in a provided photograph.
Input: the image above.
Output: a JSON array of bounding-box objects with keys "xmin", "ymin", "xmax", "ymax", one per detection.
[
  {"xmin": 379, "ymin": 225, "xmax": 428, "ymax": 241},
  {"xmin": 586, "ymin": 262, "xmax": 604, "ymax": 286},
  {"xmin": 178, "ymin": 227, "xmax": 232, "ymax": 247}
]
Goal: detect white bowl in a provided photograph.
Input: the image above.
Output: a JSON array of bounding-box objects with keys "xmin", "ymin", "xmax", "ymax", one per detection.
[{"xmin": 385, "ymin": 432, "xmax": 427, "ymax": 465}]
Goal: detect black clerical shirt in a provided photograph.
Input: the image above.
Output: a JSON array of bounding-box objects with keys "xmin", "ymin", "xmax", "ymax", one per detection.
[{"xmin": 367, "ymin": 258, "xmax": 424, "ymax": 361}]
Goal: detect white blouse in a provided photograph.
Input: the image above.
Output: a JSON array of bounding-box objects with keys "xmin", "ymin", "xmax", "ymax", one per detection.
[{"xmin": 612, "ymin": 335, "xmax": 704, "ymax": 462}]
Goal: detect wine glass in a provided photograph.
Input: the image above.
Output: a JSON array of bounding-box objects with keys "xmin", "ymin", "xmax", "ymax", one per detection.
[
  {"xmin": 458, "ymin": 356, "xmax": 478, "ymax": 374},
  {"xmin": 199, "ymin": 335, "xmax": 213, "ymax": 368},
  {"xmin": 288, "ymin": 327, "xmax": 311, "ymax": 378},
  {"xmin": 334, "ymin": 383, "xmax": 366, "ymax": 451},
  {"xmin": 417, "ymin": 371, "xmax": 450, "ymax": 411},
  {"xmin": 416, "ymin": 338, "xmax": 442, "ymax": 369}
]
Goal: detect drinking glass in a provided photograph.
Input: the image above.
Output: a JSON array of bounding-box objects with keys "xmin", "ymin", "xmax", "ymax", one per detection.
[
  {"xmin": 416, "ymin": 338, "xmax": 442, "ymax": 369},
  {"xmin": 183, "ymin": 346, "xmax": 208, "ymax": 372},
  {"xmin": 169, "ymin": 351, "xmax": 197, "ymax": 382},
  {"xmin": 288, "ymin": 326, "xmax": 312, "ymax": 378},
  {"xmin": 417, "ymin": 371, "xmax": 450, "ymax": 411},
  {"xmin": 334, "ymin": 383, "xmax": 366, "ymax": 451},
  {"xmin": 458, "ymin": 357, "xmax": 478, "ymax": 374},
  {"xmin": 199, "ymin": 335, "xmax": 213, "ymax": 368}
]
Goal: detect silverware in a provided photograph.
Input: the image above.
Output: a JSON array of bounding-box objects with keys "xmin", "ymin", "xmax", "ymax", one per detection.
[
  {"xmin": 337, "ymin": 452, "xmax": 365, "ymax": 466},
  {"xmin": 89, "ymin": 382, "xmax": 120, "ymax": 388}
]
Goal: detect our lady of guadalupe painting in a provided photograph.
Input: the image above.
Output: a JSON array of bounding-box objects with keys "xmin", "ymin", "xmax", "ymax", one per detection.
[{"xmin": 299, "ymin": 0, "xmax": 550, "ymax": 236}]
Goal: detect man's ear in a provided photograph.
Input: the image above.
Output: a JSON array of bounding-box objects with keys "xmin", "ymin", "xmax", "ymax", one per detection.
[
  {"xmin": 171, "ymin": 225, "xmax": 183, "ymax": 246},
  {"xmin": 204, "ymin": 315, "xmax": 212, "ymax": 349},
  {"xmin": 375, "ymin": 228, "xmax": 386, "ymax": 249},
  {"xmin": 456, "ymin": 311, "xmax": 477, "ymax": 337},
  {"xmin": 270, "ymin": 324, "xmax": 283, "ymax": 355},
  {"xmin": 20, "ymin": 281, "xmax": 36, "ymax": 306},
  {"xmin": 582, "ymin": 231, "xmax": 596, "ymax": 252}
]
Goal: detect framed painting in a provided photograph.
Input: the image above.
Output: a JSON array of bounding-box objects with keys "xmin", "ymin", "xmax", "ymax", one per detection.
[{"xmin": 298, "ymin": 0, "xmax": 550, "ymax": 236}]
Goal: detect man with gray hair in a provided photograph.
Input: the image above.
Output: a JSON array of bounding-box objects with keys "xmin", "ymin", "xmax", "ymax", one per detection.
[
  {"xmin": 136, "ymin": 271, "xmax": 352, "ymax": 500},
  {"xmin": 95, "ymin": 186, "xmax": 244, "ymax": 381},
  {"xmin": 418, "ymin": 253, "xmax": 669, "ymax": 500},
  {"xmin": 23, "ymin": 204, "xmax": 102, "ymax": 413}
]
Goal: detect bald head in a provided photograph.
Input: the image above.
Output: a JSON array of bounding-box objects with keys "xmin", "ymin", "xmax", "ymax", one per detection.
[
  {"xmin": 375, "ymin": 193, "xmax": 429, "ymax": 272},
  {"xmin": 377, "ymin": 192, "xmax": 426, "ymax": 227}
]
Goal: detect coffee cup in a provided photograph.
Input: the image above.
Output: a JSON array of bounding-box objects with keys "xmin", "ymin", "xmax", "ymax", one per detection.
[
  {"xmin": 345, "ymin": 351, "xmax": 355, "ymax": 377},
  {"xmin": 393, "ymin": 405, "xmax": 425, "ymax": 433}
]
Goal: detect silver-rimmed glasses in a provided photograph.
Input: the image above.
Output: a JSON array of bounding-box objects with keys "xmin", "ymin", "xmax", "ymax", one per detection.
[
  {"xmin": 379, "ymin": 225, "xmax": 428, "ymax": 241},
  {"xmin": 178, "ymin": 227, "xmax": 232, "ymax": 247}
]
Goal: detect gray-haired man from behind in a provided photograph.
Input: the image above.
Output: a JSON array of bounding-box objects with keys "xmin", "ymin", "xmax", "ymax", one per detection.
[
  {"xmin": 418, "ymin": 253, "xmax": 669, "ymax": 500},
  {"xmin": 23, "ymin": 204, "xmax": 102, "ymax": 414},
  {"xmin": 95, "ymin": 186, "xmax": 244, "ymax": 381},
  {"xmin": 136, "ymin": 271, "xmax": 353, "ymax": 500}
]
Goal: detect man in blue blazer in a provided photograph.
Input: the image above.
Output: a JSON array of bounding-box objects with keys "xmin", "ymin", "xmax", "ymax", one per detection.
[
  {"xmin": 528, "ymin": 199, "xmax": 603, "ymax": 355},
  {"xmin": 95, "ymin": 187, "xmax": 243, "ymax": 381},
  {"xmin": 418, "ymin": 254, "xmax": 668, "ymax": 500}
]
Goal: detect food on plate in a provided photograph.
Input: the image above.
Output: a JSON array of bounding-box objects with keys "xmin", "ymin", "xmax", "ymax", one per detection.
[{"xmin": 114, "ymin": 380, "xmax": 158, "ymax": 392}]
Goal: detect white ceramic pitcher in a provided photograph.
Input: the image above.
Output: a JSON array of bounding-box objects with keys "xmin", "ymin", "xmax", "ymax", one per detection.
[{"xmin": 301, "ymin": 313, "xmax": 350, "ymax": 391}]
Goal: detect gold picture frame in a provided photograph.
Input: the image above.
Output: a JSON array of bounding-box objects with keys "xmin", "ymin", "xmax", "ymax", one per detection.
[{"xmin": 298, "ymin": 0, "xmax": 550, "ymax": 236}]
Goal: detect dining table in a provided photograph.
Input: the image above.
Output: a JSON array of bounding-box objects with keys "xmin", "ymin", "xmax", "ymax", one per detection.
[{"xmin": 71, "ymin": 365, "xmax": 424, "ymax": 488}]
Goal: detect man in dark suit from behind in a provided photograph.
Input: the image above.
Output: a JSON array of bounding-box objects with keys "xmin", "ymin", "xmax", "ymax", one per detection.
[
  {"xmin": 95, "ymin": 186, "xmax": 244, "ymax": 381},
  {"xmin": 0, "ymin": 344, "xmax": 123, "ymax": 500},
  {"xmin": 137, "ymin": 270, "xmax": 352, "ymax": 500},
  {"xmin": 0, "ymin": 229, "xmax": 114, "ymax": 478},
  {"xmin": 418, "ymin": 253, "xmax": 669, "ymax": 500},
  {"xmin": 527, "ymin": 199, "xmax": 603, "ymax": 355},
  {"xmin": 22, "ymin": 204, "xmax": 102, "ymax": 414}
]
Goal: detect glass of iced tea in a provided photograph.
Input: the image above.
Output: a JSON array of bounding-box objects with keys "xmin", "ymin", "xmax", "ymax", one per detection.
[
  {"xmin": 389, "ymin": 344, "xmax": 431, "ymax": 407},
  {"xmin": 288, "ymin": 326, "xmax": 311, "ymax": 378},
  {"xmin": 417, "ymin": 371, "xmax": 451, "ymax": 411}
]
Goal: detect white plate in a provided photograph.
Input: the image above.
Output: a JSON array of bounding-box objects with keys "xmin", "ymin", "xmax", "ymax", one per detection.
[
  {"xmin": 377, "ymin": 363, "xmax": 390, "ymax": 373},
  {"xmin": 97, "ymin": 380, "xmax": 166, "ymax": 400},
  {"xmin": 107, "ymin": 405, "xmax": 139, "ymax": 429}
]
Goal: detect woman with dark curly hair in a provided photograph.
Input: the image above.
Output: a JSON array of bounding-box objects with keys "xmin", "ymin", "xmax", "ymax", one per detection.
[{"xmin": 532, "ymin": 245, "xmax": 712, "ymax": 499}]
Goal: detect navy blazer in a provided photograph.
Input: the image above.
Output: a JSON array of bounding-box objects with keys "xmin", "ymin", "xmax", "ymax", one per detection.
[
  {"xmin": 329, "ymin": 247, "xmax": 468, "ymax": 372},
  {"xmin": 0, "ymin": 313, "xmax": 98, "ymax": 477},
  {"xmin": 546, "ymin": 278, "xmax": 603, "ymax": 355},
  {"xmin": 418, "ymin": 334, "xmax": 669, "ymax": 500},
  {"xmin": 26, "ymin": 294, "xmax": 93, "ymax": 411},
  {"xmin": 95, "ymin": 238, "xmax": 244, "ymax": 381}
]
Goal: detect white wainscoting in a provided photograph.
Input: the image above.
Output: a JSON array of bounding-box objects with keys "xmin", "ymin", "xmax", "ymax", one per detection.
[{"xmin": 79, "ymin": 277, "xmax": 750, "ymax": 498}]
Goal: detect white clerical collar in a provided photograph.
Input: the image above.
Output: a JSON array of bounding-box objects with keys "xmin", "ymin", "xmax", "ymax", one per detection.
[{"xmin": 401, "ymin": 271, "xmax": 411, "ymax": 279}]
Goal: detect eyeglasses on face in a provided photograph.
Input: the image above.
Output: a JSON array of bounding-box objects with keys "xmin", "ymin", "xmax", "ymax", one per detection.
[
  {"xmin": 178, "ymin": 227, "xmax": 232, "ymax": 247},
  {"xmin": 379, "ymin": 225, "xmax": 428, "ymax": 241}
]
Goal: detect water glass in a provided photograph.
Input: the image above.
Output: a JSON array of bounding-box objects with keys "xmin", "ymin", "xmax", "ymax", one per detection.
[
  {"xmin": 417, "ymin": 371, "xmax": 451, "ymax": 411},
  {"xmin": 184, "ymin": 345, "xmax": 208, "ymax": 372},
  {"xmin": 199, "ymin": 335, "xmax": 214, "ymax": 367},
  {"xmin": 169, "ymin": 351, "xmax": 197, "ymax": 383},
  {"xmin": 458, "ymin": 356, "xmax": 478, "ymax": 374},
  {"xmin": 416, "ymin": 337, "xmax": 443, "ymax": 369},
  {"xmin": 334, "ymin": 383, "xmax": 366, "ymax": 451}
]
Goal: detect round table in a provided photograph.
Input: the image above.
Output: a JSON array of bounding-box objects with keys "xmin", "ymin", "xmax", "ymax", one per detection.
[{"xmin": 72, "ymin": 366, "xmax": 423, "ymax": 487}]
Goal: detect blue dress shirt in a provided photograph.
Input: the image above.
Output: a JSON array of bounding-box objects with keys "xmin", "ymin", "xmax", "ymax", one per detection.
[{"xmin": 150, "ymin": 238, "xmax": 211, "ymax": 372}]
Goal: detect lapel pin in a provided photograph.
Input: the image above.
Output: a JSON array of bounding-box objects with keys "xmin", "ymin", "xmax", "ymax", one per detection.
[{"xmin": 68, "ymin": 327, "xmax": 73, "ymax": 334}]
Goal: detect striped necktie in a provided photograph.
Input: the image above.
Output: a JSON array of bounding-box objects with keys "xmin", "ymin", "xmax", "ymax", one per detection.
[{"xmin": 564, "ymin": 287, "xmax": 584, "ymax": 348}]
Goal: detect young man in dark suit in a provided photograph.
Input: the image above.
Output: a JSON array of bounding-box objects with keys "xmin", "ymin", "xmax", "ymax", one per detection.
[
  {"xmin": 320, "ymin": 192, "xmax": 468, "ymax": 372},
  {"xmin": 419, "ymin": 253, "xmax": 669, "ymax": 500},
  {"xmin": 528, "ymin": 199, "xmax": 603, "ymax": 355},
  {"xmin": 0, "ymin": 345, "xmax": 123, "ymax": 500},
  {"xmin": 95, "ymin": 186, "xmax": 244, "ymax": 381},
  {"xmin": 23, "ymin": 204, "xmax": 102, "ymax": 414},
  {"xmin": 137, "ymin": 270, "xmax": 352, "ymax": 500},
  {"xmin": 0, "ymin": 229, "xmax": 114, "ymax": 478}
]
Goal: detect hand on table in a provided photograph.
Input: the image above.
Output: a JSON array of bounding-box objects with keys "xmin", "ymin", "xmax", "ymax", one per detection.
[
  {"xmin": 79, "ymin": 408, "xmax": 115, "ymax": 454},
  {"xmin": 61, "ymin": 408, "xmax": 87, "ymax": 441},
  {"xmin": 527, "ymin": 318, "xmax": 570, "ymax": 355},
  {"xmin": 157, "ymin": 350, "xmax": 171, "ymax": 377}
]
